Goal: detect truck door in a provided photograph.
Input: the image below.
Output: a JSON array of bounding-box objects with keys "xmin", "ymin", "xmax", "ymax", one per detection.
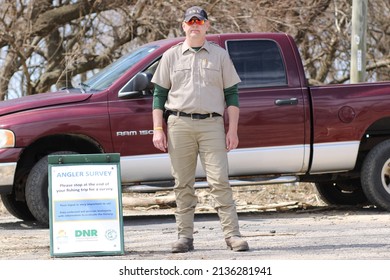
[
  {"xmin": 106, "ymin": 49, "xmax": 174, "ymax": 183},
  {"xmin": 225, "ymin": 38, "xmax": 309, "ymax": 175}
]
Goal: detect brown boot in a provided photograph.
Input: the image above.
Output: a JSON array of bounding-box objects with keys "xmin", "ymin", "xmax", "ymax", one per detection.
[
  {"xmin": 225, "ymin": 236, "xmax": 249, "ymax": 251},
  {"xmin": 171, "ymin": 237, "xmax": 194, "ymax": 253}
]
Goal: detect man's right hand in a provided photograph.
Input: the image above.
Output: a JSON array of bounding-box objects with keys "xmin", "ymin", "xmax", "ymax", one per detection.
[{"xmin": 153, "ymin": 130, "xmax": 167, "ymax": 152}]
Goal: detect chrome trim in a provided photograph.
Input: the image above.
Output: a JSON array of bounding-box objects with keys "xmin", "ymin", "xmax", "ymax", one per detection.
[
  {"xmin": 0, "ymin": 162, "xmax": 17, "ymax": 187},
  {"xmin": 123, "ymin": 175, "xmax": 299, "ymax": 193}
]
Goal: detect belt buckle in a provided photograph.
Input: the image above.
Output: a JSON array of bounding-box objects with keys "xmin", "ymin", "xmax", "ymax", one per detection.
[{"xmin": 191, "ymin": 113, "xmax": 199, "ymax": 120}]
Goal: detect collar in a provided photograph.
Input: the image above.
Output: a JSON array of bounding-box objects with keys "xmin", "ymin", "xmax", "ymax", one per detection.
[{"xmin": 181, "ymin": 40, "xmax": 211, "ymax": 54}]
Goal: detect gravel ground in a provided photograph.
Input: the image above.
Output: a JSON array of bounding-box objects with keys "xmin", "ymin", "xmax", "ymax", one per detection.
[
  {"xmin": 8, "ymin": 183, "xmax": 388, "ymax": 261},
  {"xmin": 2, "ymin": 183, "xmax": 389, "ymax": 280}
]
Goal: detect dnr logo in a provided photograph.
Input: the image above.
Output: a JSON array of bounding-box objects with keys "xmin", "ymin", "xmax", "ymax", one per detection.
[{"xmin": 75, "ymin": 229, "xmax": 98, "ymax": 238}]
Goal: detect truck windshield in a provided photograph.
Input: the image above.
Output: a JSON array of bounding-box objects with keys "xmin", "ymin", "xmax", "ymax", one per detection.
[{"xmin": 81, "ymin": 45, "xmax": 159, "ymax": 92}]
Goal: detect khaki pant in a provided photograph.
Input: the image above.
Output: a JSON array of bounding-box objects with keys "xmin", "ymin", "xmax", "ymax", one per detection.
[{"xmin": 167, "ymin": 115, "xmax": 241, "ymax": 239}]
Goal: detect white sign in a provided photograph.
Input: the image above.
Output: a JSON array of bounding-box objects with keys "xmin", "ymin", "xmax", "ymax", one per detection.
[{"xmin": 49, "ymin": 158, "xmax": 124, "ymax": 257}]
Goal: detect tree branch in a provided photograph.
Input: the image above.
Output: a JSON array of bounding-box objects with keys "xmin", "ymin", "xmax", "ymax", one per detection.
[{"xmin": 30, "ymin": 0, "xmax": 129, "ymax": 37}]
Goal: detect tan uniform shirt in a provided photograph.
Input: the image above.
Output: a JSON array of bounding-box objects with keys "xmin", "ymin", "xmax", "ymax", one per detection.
[{"xmin": 151, "ymin": 40, "xmax": 241, "ymax": 116}]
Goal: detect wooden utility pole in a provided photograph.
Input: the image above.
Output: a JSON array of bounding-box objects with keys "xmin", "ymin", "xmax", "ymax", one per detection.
[{"xmin": 350, "ymin": 0, "xmax": 368, "ymax": 83}]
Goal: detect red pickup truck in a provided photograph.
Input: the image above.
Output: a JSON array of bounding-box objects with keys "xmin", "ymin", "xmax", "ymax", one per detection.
[{"xmin": 1, "ymin": 33, "xmax": 390, "ymax": 225}]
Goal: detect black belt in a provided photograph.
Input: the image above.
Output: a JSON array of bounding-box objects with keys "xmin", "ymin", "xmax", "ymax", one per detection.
[{"xmin": 168, "ymin": 111, "xmax": 221, "ymax": 120}]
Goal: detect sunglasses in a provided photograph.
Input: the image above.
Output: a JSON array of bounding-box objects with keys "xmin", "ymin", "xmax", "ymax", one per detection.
[{"xmin": 185, "ymin": 19, "xmax": 206, "ymax": 26}]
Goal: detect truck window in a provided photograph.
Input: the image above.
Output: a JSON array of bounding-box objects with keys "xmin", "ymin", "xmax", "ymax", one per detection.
[
  {"xmin": 83, "ymin": 45, "xmax": 159, "ymax": 91},
  {"xmin": 227, "ymin": 40, "xmax": 287, "ymax": 88}
]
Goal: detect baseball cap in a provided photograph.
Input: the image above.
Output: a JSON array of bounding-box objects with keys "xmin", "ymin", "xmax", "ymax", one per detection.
[{"xmin": 184, "ymin": 6, "xmax": 208, "ymax": 22}]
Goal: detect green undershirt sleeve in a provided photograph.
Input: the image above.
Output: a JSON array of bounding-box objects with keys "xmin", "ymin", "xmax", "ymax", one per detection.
[
  {"xmin": 224, "ymin": 84, "xmax": 239, "ymax": 107},
  {"xmin": 152, "ymin": 84, "xmax": 169, "ymax": 110}
]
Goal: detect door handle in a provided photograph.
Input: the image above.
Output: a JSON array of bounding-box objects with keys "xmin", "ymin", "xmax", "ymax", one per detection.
[{"xmin": 274, "ymin": 98, "xmax": 298, "ymax": 106}]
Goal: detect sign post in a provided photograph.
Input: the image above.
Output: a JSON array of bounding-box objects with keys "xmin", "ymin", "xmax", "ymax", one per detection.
[{"xmin": 48, "ymin": 153, "xmax": 124, "ymax": 257}]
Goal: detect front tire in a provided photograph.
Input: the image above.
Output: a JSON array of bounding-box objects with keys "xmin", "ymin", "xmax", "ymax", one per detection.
[
  {"xmin": 1, "ymin": 167, "xmax": 35, "ymax": 221},
  {"xmin": 25, "ymin": 151, "xmax": 76, "ymax": 226},
  {"xmin": 1, "ymin": 192, "xmax": 35, "ymax": 221},
  {"xmin": 361, "ymin": 139, "xmax": 390, "ymax": 210}
]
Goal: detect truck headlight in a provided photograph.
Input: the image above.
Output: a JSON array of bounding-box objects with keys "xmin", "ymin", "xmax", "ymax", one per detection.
[{"xmin": 0, "ymin": 129, "xmax": 15, "ymax": 148}]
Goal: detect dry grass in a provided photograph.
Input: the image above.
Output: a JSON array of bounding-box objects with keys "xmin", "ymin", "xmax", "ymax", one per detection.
[
  {"xmin": 122, "ymin": 183, "xmax": 326, "ymax": 214},
  {"xmin": 231, "ymin": 183, "xmax": 325, "ymax": 207}
]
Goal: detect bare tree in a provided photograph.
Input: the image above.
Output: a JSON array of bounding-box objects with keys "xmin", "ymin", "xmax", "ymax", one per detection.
[
  {"xmin": 237, "ymin": 0, "xmax": 389, "ymax": 85},
  {"xmin": 0, "ymin": 0, "xmax": 142, "ymax": 99},
  {"xmin": 0, "ymin": 0, "xmax": 389, "ymax": 100}
]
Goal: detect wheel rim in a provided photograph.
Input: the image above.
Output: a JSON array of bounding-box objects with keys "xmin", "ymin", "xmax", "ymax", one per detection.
[{"xmin": 381, "ymin": 158, "xmax": 390, "ymax": 195}]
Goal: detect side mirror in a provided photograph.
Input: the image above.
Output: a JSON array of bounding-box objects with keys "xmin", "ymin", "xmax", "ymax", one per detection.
[{"xmin": 119, "ymin": 72, "xmax": 152, "ymax": 98}]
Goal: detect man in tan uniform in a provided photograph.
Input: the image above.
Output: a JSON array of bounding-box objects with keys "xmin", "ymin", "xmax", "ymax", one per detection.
[{"xmin": 151, "ymin": 6, "xmax": 249, "ymax": 253}]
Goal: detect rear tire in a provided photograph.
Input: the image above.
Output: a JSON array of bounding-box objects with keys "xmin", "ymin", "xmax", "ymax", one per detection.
[
  {"xmin": 361, "ymin": 139, "xmax": 390, "ymax": 210},
  {"xmin": 315, "ymin": 180, "xmax": 368, "ymax": 206}
]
